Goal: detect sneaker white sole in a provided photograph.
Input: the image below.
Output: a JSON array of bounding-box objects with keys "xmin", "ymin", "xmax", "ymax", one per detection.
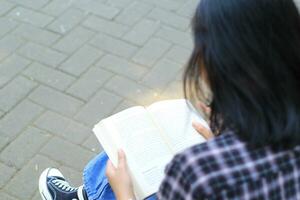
[
  {"xmin": 77, "ymin": 185, "xmax": 85, "ymax": 200},
  {"xmin": 39, "ymin": 168, "xmax": 53, "ymax": 200}
]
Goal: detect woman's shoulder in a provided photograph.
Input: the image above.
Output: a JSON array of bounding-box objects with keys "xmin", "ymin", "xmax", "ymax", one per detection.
[
  {"xmin": 171, "ymin": 130, "xmax": 243, "ymax": 169},
  {"xmin": 161, "ymin": 130, "xmax": 300, "ymax": 199},
  {"xmin": 159, "ymin": 131, "xmax": 247, "ymax": 198}
]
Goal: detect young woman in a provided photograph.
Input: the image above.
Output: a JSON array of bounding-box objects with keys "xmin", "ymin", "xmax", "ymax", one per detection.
[{"xmin": 39, "ymin": 0, "xmax": 300, "ymax": 199}]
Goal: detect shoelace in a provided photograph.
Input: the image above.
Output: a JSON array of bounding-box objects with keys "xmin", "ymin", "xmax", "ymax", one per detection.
[{"xmin": 52, "ymin": 179, "xmax": 76, "ymax": 192}]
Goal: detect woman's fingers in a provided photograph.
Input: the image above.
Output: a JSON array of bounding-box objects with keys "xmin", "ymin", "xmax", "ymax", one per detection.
[
  {"xmin": 117, "ymin": 149, "xmax": 126, "ymax": 168},
  {"xmin": 192, "ymin": 121, "xmax": 214, "ymax": 140},
  {"xmin": 106, "ymin": 149, "xmax": 126, "ymax": 176},
  {"xmin": 106, "ymin": 149, "xmax": 135, "ymax": 200}
]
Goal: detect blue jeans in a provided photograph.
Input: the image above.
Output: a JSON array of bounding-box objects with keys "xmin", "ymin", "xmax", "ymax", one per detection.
[{"xmin": 83, "ymin": 152, "xmax": 157, "ymax": 200}]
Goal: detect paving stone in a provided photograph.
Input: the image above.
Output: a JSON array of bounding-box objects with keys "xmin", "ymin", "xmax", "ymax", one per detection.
[
  {"xmin": 47, "ymin": 8, "xmax": 85, "ymax": 34},
  {"xmin": 59, "ymin": 45, "xmax": 103, "ymax": 76},
  {"xmin": 34, "ymin": 111, "xmax": 91, "ymax": 144},
  {"xmin": 106, "ymin": 0, "xmax": 134, "ymax": 8},
  {"xmin": 42, "ymin": 0, "xmax": 73, "ymax": 16},
  {"xmin": 0, "ymin": 54, "xmax": 31, "ymax": 87},
  {"xmin": 0, "ymin": 100, "xmax": 44, "ymax": 140},
  {"xmin": 0, "ymin": 162, "xmax": 16, "ymax": 188},
  {"xmin": 123, "ymin": 19, "xmax": 160, "ymax": 46},
  {"xmin": 147, "ymin": 7, "xmax": 190, "ymax": 31},
  {"xmin": 0, "ymin": 0, "xmax": 196, "ymax": 196},
  {"xmin": 59, "ymin": 165, "xmax": 83, "ymax": 186},
  {"xmin": 8, "ymin": 7, "xmax": 53, "ymax": 27},
  {"xmin": 96, "ymin": 54, "xmax": 148, "ymax": 81},
  {"xmin": 0, "ymin": 1, "xmax": 15, "ymax": 16},
  {"xmin": 177, "ymin": 0, "xmax": 198, "ymax": 17},
  {"xmin": 132, "ymin": 37, "xmax": 171, "ymax": 67},
  {"xmin": 0, "ymin": 192, "xmax": 17, "ymax": 200},
  {"xmin": 82, "ymin": 134, "xmax": 103, "ymax": 153},
  {"xmin": 105, "ymin": 76, "xmax": 157, "ymax": 105},
  {"xmin": 13, "ymin": 24, "xmax": 60, "ymax": 46},
  {"xmin": 67, "ymin": 67, "xmax": 113, "ymax": 100},
  {"xmin": 29, "ymin": 86, "xmax": 84, "ymax": 117},
  {"xmin": 155, "ymin": 26, "xmax": 193, "ymax": 49},
  {"xmin": 142, "ymin": 0, "xmax": 185, "ymax": 11},
  {"xmin": 31, "ymin": 191, "xmax": 41, "ymax": 200},
  {"xmin": 18, "ymin": 42, "xmax": 67, "ymax": 68},
  {"xmin": 142, "ymin": 59, "xmax": 183, "ymax": 91},
  {"xmin": 62, "ymin": 121, "xmax": 91, "ymax": 145},
  {"xmin": 159, "ymin": 80, "xmax": 184, "ymax": 101},
  {"xmin": 23, "ymin": 62, "xmax": 75, "ymax": 91},
  {"xmin": 115, "ymin": 1, "xmax": 153, "ymax": 26},
  {"xmin": 0, "ymin": 35, "xmax": 24, "ymax": 61},
  {"xmin": 0, "ymin": 18, "xmax": 18, "ymax": 38},
  {"xmin": 83, "ymin": 15, "xmax": 129, "ymax": 38},
  {"xmin": 90, "ymin": 33, "xmax": 138, "ymax": 59},
  {"xmin": 73, "ymin": 0, "xmax": 106, "ymax": 6},
  {"xmin": 0, "ymin": 76, "xmax": 37, "ymax": 112},
  {"xmin": 176, "ymin": 68, "xmax": 184, "ymax": 81},
  {"xmin": 40, "ymin": 137, "xmax": 94, "ymax": 171},
  {"xmin": 112, "ymin": 99, "xmax": 138, "ymax": 113},
  {"xmin": 72, "ymin": 0, "xmax": 107, "ymax": 4},
  {"xmin": 9, "ymin": 0, "xmax": 49, "ymax": 9},
  {"xmin": 75, "ymin": 89, "xmax": 122, "ymax": 126},
  {"xmin": 0, "ymin": 136, "xmax": 9, "ymax": 151},
  {"xmin": 76, "ymin": 0, "xmax": 120, "ymax": 19},
  {"xmin": 0, "ymin": 127, "xmax": 50, "ymax": 169},
  {"xmin": 165, "ymin": 45, "xmax": 191, "ymax": 65},
  {"xmin": 75, "ymin": 0, "xmax": 107, "ymax": 4},
  {"xmin": 53, "ymin": 26, "xmax": 94, "ymax": 54},
  {"xmin": 4, "ymin": 154, "xmax": 60, "ymax": 200}
]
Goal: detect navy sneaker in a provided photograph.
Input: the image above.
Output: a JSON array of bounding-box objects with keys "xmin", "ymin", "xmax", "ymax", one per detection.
[{"xmin": 39, "ymin": 168, "xmax": 88, "ymax": 200}]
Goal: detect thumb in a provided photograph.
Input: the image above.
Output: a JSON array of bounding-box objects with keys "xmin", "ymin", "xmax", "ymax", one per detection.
[
  {"xmin": 117, "ymin": 149, "xmax": 126, "ymax": 168},
  {"xmin": 106, "ymin": 160, "xmax": 115, "ymax": 177}
]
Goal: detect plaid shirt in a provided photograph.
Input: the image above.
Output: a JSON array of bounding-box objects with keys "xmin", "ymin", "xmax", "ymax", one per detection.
[{"xmin": 157, "ymin": 131, "xmax": 300, "ymax": 200}]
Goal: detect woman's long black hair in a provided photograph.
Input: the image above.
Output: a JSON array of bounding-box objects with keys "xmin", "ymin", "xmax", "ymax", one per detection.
[{"xmin": 184, "ymin": 0, "xmax": 300, "ymax": 147}]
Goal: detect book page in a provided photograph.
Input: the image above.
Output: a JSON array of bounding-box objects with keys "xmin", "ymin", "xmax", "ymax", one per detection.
[
  {"xmin": 147, "ymin": 99, "xmax": 208, "ymax": 153},
  {"xmin": 97, "ymin": 106, "xmax": 173, "ymax": 198},
  {"xmin": 93, "ymin": 106, "xmax": 146, "ymax": 167},
  {"xmin": 93, "ymin": 122, "xmax": 119, "ymax": 166}
]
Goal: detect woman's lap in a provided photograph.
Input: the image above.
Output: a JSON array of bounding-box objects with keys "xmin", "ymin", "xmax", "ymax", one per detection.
[{"xmin": 83, "ymin": 152, "xmax": 157, "ymax": 200}]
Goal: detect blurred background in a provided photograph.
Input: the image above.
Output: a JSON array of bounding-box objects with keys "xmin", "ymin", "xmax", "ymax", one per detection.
[{"xmin": 0, "ymin": 0, "xmax": 197, "ymax": 199}]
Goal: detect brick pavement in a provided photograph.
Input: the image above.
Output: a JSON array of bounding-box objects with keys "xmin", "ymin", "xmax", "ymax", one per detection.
[{"xmin": 0, "ymin": 0, "xmax": 197, "ymax": 199}]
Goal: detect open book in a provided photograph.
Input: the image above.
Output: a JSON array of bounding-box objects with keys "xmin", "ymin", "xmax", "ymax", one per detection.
[{"xmin": 93, "ymin": 99, "xmax": 209, "ymax": 199}]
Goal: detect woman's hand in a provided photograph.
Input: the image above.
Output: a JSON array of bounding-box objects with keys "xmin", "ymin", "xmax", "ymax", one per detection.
[
  {"xmin": 192, "ymin": 121, "xmax": 214, "ymax": 140},
  {"xmin": 106, "ymin": 150, "xmax": 135, "ymax": 200},
  {"xmin": 193, "ymin": 101, "xmax": 214, "ymax": 140}
]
